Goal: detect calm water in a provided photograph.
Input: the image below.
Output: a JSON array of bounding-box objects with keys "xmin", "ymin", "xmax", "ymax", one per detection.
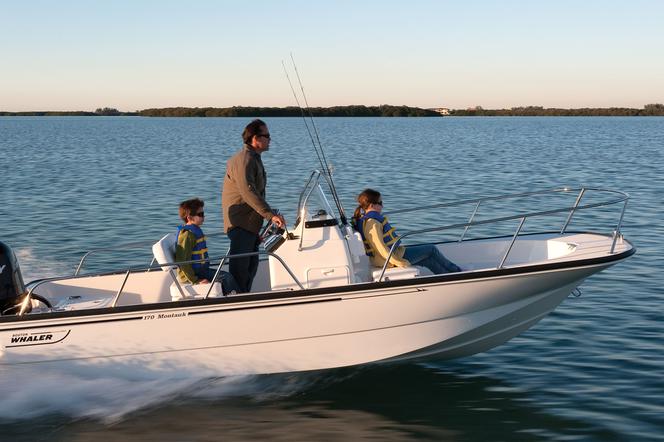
[{"xmin": 0, "ymin": 117, "xmax": 662, "ymax": 441}]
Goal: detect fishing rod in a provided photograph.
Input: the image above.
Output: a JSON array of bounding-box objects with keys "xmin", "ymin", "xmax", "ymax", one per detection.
[
  {"xmin": 284, "ymin": 53, "xmax": 349, "ymax": 226},
  {"xmin": 282, "ymin": 59, "xmax": 343, "ymax": 223},
  {"xmin": 282, "ymin": 57, "xmax": 335, "ymax": 200},
  {"xmin": 281, "ymin": 60, "xmax": 327, "ymax": 182},
  {"xmin": 289, "ymin": 54, "xmax": 347, "ymax": 224}
]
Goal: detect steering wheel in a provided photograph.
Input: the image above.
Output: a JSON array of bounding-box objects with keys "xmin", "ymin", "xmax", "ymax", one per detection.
[
  {"xmin": 1, "ymin": 293, "xmax": 52, "ymax": 315},
  {"xmin": 260, "ymin": 221, "xmax": 284, "ymax": 242}
]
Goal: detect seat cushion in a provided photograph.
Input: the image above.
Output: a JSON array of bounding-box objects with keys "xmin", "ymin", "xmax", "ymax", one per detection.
[
  {"xmin": 371, "ymin": 266, "xmax": 421, "ymax": 282},
  {"xmin": 170, "ymin": 281, "xmax": 223, "ymax": 301}
]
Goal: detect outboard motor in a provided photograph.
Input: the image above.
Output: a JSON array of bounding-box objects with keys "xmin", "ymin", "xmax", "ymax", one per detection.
[{"xmin": 0, "ymin": 241, "xmax": 28, "ymax": 315}]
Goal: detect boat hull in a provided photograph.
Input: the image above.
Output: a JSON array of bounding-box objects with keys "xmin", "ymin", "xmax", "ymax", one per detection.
[{"xmin": 0, "ymin": 260, "xmax": 618, "ymax": 377}]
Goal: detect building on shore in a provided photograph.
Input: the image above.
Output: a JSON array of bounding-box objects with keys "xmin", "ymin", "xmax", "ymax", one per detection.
[{"xmin": 430, "ymin": 107, "xmax": 450, "ymax": 116}]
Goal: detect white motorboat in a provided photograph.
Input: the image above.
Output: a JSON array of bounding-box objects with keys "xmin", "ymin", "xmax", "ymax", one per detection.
[{"xmin": 0, "ymin": 170, "xmax": 635, "ymax": 376}]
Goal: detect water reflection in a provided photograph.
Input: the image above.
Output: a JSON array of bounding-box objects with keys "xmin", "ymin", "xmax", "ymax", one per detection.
[{"xmin": 4, "ymin": 364, "xmax": 622, "ymax": 441}]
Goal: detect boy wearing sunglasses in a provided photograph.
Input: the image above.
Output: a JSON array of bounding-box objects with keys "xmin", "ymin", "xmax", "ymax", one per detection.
[{"xmin": 176, "ymin": 198, "xmax": 238, "ymax": 293}]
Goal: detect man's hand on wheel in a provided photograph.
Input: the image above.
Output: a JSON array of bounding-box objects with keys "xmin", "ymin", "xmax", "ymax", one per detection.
[{"xmin": 271, "ymin": 214, "xmax": 286, "ymax": 229}]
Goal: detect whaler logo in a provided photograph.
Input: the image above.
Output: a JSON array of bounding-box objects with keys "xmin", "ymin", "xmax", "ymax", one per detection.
[{"xmin": 6, "ymin": 329, "xmax": 70, "ymax": 348}]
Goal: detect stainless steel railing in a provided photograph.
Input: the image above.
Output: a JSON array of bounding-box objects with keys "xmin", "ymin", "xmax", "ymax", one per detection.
[
  {"xmin": 375, "ymin": 187, "xmax": 629, "ymax": 282},
  {"xmin": 24, "ymin": 186, "xmax": 629, "ymax": 314},
  {"xmin": 19, "ymin": 250, "xmax": 304, "ymax": 316},
  {"xmin": 74, "ymin": 231, "xmax": 229, "ymax": 275}
]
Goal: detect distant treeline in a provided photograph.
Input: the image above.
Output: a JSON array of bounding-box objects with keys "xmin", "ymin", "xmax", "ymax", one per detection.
[
  {"xmin": 0, "ymin": 105, "xmax": 436, "ymax": 117},
  {"xmin": 0, "ymin": 111, "xmax": 97, "ymax": 116},
  {"xmin": 451, "ymin": 103, "xmax": 664, "ymax": 116},
  {"xmin": 137, "ymin": 105, "xmax": 440, "ymax": 117},
  {"xmin": 0, "ymin": 107, "xmax": 137, "ymax": 116},
  {"xmin": 2, "ymin": 104, "xmax": 663, "ymax": 117}
]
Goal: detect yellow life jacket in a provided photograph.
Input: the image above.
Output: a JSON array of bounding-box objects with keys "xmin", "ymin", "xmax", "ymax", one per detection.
[{"xmin": 355, "ymin": 211, "xmax": 401, "ymax": 257}]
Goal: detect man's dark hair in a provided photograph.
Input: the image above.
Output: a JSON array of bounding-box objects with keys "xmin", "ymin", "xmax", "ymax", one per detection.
[{"xmin": 242, "ymin": 119, "xmax": 267, "ymax": 144}]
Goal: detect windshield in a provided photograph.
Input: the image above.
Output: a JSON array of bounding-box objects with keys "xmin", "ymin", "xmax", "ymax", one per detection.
[{"xmin": 295, "ymin": 171, "xmax": 337, "ymax": 225}]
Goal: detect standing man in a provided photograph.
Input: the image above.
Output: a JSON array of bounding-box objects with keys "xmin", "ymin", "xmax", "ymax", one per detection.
[{"xmin": 222, "ymin": 119, "xmax": 286, "ymax": 293}]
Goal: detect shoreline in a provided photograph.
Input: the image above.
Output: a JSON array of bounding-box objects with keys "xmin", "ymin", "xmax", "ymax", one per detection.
[{"xmin": 2, "ymin": 103, "xmax": 663, "ymax": 117}]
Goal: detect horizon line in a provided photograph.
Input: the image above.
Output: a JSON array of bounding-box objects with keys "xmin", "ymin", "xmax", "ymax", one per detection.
[{"xmin": 2, "ymin": 103, "xmax": 664, "ymax": 114}]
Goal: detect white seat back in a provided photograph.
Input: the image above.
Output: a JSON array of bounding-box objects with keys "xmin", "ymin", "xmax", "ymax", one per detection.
[
  {"xmin": 153, "ymin": 232, "xmax": 225, "ymax": 301},
  {"xmin": 152, "ymin": 232, "xmax": 178, "ymax": 270}
]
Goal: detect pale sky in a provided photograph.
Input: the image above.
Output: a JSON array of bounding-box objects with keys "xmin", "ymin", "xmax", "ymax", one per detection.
[{"xmin": 2, "ymin": 0, "xmax": 663, "ymax": 111}]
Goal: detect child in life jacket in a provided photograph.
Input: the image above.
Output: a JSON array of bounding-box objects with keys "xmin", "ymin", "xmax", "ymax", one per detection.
[
  {"xmin": 176, "ymin": 198, "xmax": 238, "ymax": 293},
  {"xmin": 352, "ymin": 189, "xmax": 461, "ymax": 274}
]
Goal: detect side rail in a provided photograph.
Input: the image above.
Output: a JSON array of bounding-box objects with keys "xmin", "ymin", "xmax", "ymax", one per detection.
[
  {"xmin": 74, "ymin": 231, "xmax": 229, "ymax": 276},
  {"xmin": 19, "ymin": 251, "xmax": 304, "ymax": 316},
  {"xmin": 376, "ymin": 187, "xmax": 629, "ymax": 282}
]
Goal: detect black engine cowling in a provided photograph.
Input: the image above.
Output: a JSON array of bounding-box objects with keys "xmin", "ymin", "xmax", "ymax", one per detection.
[{"xmin": 0, "ymin": 241, "xmax": 27, "ymax": 314}]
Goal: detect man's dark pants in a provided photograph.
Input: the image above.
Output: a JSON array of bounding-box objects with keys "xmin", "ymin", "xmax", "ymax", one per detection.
[{"xmin": 227, "ymin": 227, "xmax": 261, "ymax": 293}]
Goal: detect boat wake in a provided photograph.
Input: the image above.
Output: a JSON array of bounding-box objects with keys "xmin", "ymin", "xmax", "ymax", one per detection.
[
  {"xmin": 0, "ymin": 365, "xmax": 349, "ymax": 423},
  {"xmin": 14, "ymin": 247, "xmax": 70, "ymax": 282}
]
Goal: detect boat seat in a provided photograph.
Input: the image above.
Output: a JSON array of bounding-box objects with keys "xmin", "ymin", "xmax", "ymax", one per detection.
[
  {"xmin": 152, "ymin": 233, "xmax": 223, "ymax": 301},
  {"xmin": 371, "ymin": 266, "xmax": 421, "ymax": 282},
  {"xmin": 349, "ymin": 231, "xmax": 426, "ymax": 282},
  {"xmin": 54, "ymin": 295, "xmax": 115, "ymax": 311}
]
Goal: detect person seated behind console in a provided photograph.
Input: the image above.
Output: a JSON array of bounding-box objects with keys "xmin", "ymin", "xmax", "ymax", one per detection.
[
  {"xmin": 176, "ymin": 198, "xmax": 239, "ymax": 293},
  {"xmin": 352, "ymin": 189, "xmax": 462, "ymax": 275}
]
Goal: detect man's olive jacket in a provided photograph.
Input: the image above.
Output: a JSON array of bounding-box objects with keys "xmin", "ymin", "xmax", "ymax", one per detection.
[{"xmin": 222, "ymin": 144, "xmax": 273, "ymax": 234}]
